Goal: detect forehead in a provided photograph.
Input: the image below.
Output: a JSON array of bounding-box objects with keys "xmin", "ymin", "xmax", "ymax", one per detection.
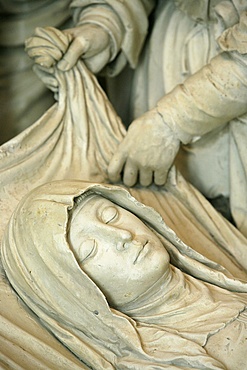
[
  {"xmin": 79, "ymin": 195, "xmax": 115, "ymax": 213},
  {"xmin": 72, "ymin": 195, "xmax": 118, "ymax": 223}
]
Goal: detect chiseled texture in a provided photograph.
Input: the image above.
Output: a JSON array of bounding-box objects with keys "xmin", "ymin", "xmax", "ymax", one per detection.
[
  {"xmin": 70, "ymin": 0, "xmax": 247, "ymax": 234},
  {"xmin": 0, "ymin": 27, "xmax": 247, "ymax": 369},
  {"xmin": 2, "ymin": 180, "xmax": 247, "ymax": 369}
]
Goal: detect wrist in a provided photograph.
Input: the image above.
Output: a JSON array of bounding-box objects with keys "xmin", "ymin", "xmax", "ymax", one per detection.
[
  {"xmin": 154, "ymin": 107, "xmax": 184, "ymax": 144},
  {"xmin": 156, "ymin": 93, "xmax": 196, "ymax": 145},
  {"xmin": 76, "ymin": 5, "xmax": 124, "ymax": 61}
]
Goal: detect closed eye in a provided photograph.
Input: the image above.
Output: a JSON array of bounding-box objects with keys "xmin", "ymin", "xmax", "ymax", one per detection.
[
  {"xmin": 101, "ymin": 206, "xmax": 119, "ymax": 224},
  {"xmin": 79, "ymin": 239, "xmax": 97, "ymax": 263}
]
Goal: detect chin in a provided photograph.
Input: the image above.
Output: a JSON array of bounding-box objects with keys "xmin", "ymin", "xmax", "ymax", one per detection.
[{"xmin": 141, "ymin": 257, "xmax": 169, "ymax": 287}]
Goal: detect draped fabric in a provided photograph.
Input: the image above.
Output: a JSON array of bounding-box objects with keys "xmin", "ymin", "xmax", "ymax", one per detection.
[
  {"xmin": 2, "ymin": 180, "xmax": 247, "ymax": 369},
  {"xmin": 0, "ymin": 26, "xmax": 247, "ymax": 368},
  {"xmin": 103, "ymin": 0, "xmax": 247, "ymax": 235},
  {"xmin": 0, "ymin": 27, "xmax": 125, "ymax": 241}
]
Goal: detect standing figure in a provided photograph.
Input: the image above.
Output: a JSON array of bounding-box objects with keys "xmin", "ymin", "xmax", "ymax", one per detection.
[
  {"xmin": 38, "ymin": 1, "xmax": 247, "ymax": 235},
  {"xmin": 1, "ymin": 25, "xmax": 247, "ymax": 369}
]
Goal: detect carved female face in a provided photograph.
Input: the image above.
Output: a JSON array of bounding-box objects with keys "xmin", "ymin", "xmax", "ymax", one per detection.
[{"xmin": 69, "ymin": 195, "xmax": 170, "ymax": 307}]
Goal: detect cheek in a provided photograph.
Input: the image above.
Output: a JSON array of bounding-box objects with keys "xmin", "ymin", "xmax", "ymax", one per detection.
[
  {"xmin": 82, "ymin": 255, "xmax": 126, "ymax": 287},
  {"xmin": 83, "ymin": 261, "xmax": 132, "ymax": 306}
]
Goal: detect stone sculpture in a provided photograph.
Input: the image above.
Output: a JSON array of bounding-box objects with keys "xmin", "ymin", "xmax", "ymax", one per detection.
[
  {"xmin": 2, "ymin": 180, "xmax": 247, "ymax": 370},
  {"xmin": 34, "ymin": 0, "xmax": 247, "ymax": 236},
  {"xmin": 0, "ymin": 26, "xmax": 247, "ymax": 369}
]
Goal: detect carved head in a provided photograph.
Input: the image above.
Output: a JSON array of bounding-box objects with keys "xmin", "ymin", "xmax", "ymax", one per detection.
[
  {"xmin": 2, "ymin": 180, "xmax": 246, "ymax": 369},
  {"xmin": 68, "ymin": 193, "xmax": 170, "ymax": 307}
]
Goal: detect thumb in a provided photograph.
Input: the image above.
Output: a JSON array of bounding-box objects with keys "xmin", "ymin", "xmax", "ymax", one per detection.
[{"xmin": 57, "ymin": 38, "xmax": 89, "ymax": 71}]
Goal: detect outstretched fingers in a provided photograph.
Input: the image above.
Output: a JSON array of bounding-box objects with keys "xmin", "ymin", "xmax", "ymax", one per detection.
[
  {"xmin": 154, "ymin": 169, "xmax": 169, "ymax": 186},
  {"xmin": 122, "ymin": 159, "xmax": 138, "ymax": 187},
  {"xmin": 139, "ymin": 168, "xmax": 153, "ymax": 187},
  {"xmin": 108, "ymin": 151, "xmax": 127, "ymax": 183}
]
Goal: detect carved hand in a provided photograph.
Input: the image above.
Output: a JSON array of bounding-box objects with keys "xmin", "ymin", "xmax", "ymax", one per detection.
[
  {"xmin": 57, "ymin": 24, "xmax": 111, "ymax": 73},
  {"xmin": 25, "ymin": 25, "xmax": 112, "ymax": 93},
  {"xmin": 25, "ymin": 27, "xmax": 71, "ymax": 93},
  {"xmin": 108, "ymin": 109, "xmax": 180, "ymax": 187}
]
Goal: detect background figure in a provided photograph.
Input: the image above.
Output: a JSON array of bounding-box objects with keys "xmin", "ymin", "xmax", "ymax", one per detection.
[
  {"xmin": 53, "ymin": 0, "xmax": 247, "ymax": 236},
  {"xmin": 1, "ymin": 26, "xmax": 247, "ymax": 368},
  {"xmin": 4, "ymin": 1, "xmax": 246, "ymax": 218},
  {"xmin": 0, "ymin": 0, "xmax": 71, "ymax": 144}
]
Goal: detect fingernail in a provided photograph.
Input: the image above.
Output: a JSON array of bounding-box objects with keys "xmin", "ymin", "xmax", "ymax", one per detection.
[{"xmin": 57, "ymin": 60, "xmax": 69, "ymax": 71}]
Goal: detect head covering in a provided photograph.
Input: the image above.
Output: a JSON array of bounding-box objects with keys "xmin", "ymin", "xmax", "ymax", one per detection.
[{"xmin": 1, "ymin": 180, "xmax": 246, "ymax": 369}]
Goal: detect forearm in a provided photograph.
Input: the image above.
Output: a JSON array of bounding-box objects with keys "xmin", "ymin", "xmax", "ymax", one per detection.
[
  {"xmin": 71, "ymin": 3, "xmax": 123, "ymax": 63},
  {"xmin": 157, "ymin": 11, "xmax": 247, "ymax": 143},
  {"xmin": 157, "ymin": 51, "xmax": 247, "ymax": 144}
]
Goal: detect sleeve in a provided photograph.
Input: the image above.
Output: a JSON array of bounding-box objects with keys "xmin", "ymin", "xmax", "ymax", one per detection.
[
  {"xmin": 70, "ymin": 0, "xmax": 155, "ymax": 75},
  {"xmin": 156, "ymin": 8, "xmax": 247, "ymax": 144}
]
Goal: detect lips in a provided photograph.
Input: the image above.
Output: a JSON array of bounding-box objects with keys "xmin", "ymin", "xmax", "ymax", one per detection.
[{"xmin": 133, "ymin": 241, "xmax": 148, "ymax": 264}]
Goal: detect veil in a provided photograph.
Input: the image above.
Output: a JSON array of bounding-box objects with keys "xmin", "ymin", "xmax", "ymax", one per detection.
[
  {"xmin": 2, "ymin": 179, "xmax": 241, "ymax": 370},
  {"xmin": 0, "ymin": 26, "xmax": 247, "ymax": 369}
]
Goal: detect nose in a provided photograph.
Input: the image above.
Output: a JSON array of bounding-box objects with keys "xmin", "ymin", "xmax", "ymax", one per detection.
[{"xmin": 116, "ymin": 229, "xmax": 133, "ymax": 251}]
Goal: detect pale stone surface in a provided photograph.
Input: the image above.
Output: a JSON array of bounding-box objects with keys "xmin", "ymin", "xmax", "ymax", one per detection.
[
  {"xmin": 58, "ymin": 0, "xmax": 247, "ymax": 236},
  {"xmin": 0, "ymin": 26, "xmax": 246, "ymax": 369},
  {"xmin": 2, "ymin": 180, "xmax": 247, "ymax": 369},
  {"xmin": 105, "ymin": 0, "xmax": 247, "ymax": 237},
  {"xmin": 21, "ymin": 0, "xmax": 247, "ymax": 237}
]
